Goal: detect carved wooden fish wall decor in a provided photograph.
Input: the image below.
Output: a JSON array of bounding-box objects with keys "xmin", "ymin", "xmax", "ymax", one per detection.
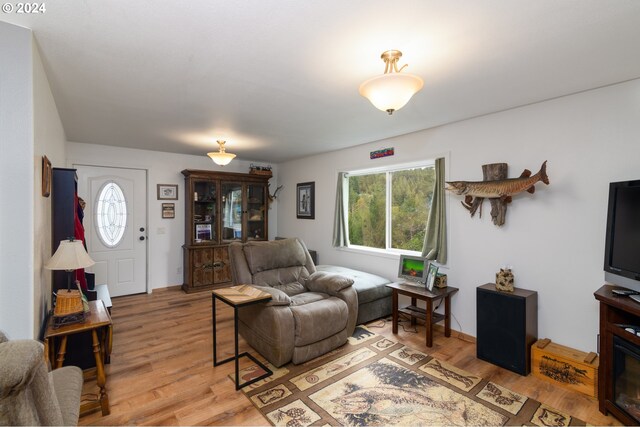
[
  {"xmin": 446, "ymin": 161, "xmax": 549, "ymax": 199},
  {"xmin": 446, "ymin": 161, "xmax": 550, "ymax": 226}
]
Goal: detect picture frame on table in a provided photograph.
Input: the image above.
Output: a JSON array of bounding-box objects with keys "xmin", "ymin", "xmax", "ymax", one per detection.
[
  {"xmin": 425, "ymin": 262, "xmax": 439, "ymax": 292},
  {"xmin": 157, "ymin": 184, "xmax": 178, "ymax": 200},
  {"xmin": 296, "ymin": 182, "xmax": 315, "ymax": 219}
]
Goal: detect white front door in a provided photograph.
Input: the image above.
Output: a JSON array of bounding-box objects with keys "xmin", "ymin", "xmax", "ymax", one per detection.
[{"xmin": 75, "ymin": 165, "xmax": 147, "ymax": 297}]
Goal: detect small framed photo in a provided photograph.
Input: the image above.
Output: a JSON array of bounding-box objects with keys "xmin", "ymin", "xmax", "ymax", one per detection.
[
  {"xmin": 157, "ymin": 184, "xmax": 178, "ymax": 200},
  {"xmin": 296, "ymin": 182, "xmax": 315, "ymax": 219},
  {"xmin": 162, "ymin": 203, "xmax": 175, "ymax": 219},
  {"xmin": 42, "ymin": 155, "xmax": 52, "ymax": 197},
  {"xmin": 425, "ymin": 262, "xmax": 439, "ymax": 292},
  {"xmin": 195, "ymin": 224, "xmax": 212, "ymax": 241}
]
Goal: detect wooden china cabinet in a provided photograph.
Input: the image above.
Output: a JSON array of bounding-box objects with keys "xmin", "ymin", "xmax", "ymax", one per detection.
[{"xmin": 181, "ymin": 169, "xmax": 270, "ymax": 293}]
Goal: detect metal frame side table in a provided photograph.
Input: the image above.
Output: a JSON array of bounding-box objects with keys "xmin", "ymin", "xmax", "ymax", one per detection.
[{"xmin": 212, "ymin": 285, "xmax": 273, "ymax": 390}]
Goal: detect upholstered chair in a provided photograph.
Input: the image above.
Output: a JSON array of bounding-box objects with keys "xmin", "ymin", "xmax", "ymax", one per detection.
[
  {"xmin": 228, "ymin": 238, "xmax": 358, "ymax": 367},
  {"xmin": 0, "ymin": 330, "xmax": 83, "ymax": 426}
]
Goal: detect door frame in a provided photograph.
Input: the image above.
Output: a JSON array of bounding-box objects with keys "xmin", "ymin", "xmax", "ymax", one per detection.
[{"xmin": 71, "ymin": 162, "xmax": 150, "ymax": 295}]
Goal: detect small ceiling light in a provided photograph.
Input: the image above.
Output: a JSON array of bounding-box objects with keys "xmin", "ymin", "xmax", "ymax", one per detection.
[
  {"xmin": 359, "ymin": 50, "xmax": 424, "ymax": 115},
  {"xmin": 207, "ymin": 140, "xmax": 236, "ymax": 166}
]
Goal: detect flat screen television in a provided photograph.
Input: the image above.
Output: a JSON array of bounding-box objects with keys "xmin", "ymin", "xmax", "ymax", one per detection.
[
  {"xmin": 398, "ymin": 254, "xmax": 427, "ymax": 284},
  {"xmin": 604, "ymin": 179, "xmax": 640, "ymax": 292}
]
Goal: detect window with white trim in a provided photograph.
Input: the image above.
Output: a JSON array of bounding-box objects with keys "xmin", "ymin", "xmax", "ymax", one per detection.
[{"xmin": 348, "ymin": 162, "xmax": 435, "ymax": 252}]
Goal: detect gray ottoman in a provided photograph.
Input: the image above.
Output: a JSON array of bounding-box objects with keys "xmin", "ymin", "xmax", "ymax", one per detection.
[{"xmin": 316, "ymin": 265, "xmax": 392, "ymax": 325}]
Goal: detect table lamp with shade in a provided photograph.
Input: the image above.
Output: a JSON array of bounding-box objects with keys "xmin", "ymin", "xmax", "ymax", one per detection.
[{"xmin": 45, "ymin": 238, "xmax": 95, "ymax": 323}]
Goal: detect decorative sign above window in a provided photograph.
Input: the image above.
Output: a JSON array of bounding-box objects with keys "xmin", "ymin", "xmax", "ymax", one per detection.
[{"xmin": 370, "ymin": 147, "xmax": 394, "ymax": 160}]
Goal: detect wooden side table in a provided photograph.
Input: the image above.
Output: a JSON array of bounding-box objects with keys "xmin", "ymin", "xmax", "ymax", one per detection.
[
  {"xmin": 386, "ymin": 282, "xmax": 459, "ymax": 347},
  {"xmin": 212, "ymin": 285, "xmax": 273, "ymax": 390},
  {"xmin": 44, "ymin": 299, "xmax": 112, "ymax": 416}
]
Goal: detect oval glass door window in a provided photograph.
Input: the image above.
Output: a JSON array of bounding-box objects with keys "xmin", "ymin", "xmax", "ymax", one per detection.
[{"xmin": 95, "ymin": 181, "xmax": 127, "ymax": 247}]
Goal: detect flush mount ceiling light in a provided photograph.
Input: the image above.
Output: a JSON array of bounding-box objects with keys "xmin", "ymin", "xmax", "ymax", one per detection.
[
  {"xmin": 359, "ymin": 50, "xmax": 424, "ymax": 115},
  {"xmin": 207, "ymin": 140, "xmax": 236, "ymax": 166}
]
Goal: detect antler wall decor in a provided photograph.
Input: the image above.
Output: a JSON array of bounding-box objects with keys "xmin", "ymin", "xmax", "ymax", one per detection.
[{"xmin": 268, "ymin": 184, "xmax": 283, "ymax": 204}]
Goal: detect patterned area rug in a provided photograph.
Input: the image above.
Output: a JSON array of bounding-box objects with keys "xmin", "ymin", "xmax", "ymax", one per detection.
[{"xmin": 232, "ymin": 327, "xmax": 586, "ymax": 426}]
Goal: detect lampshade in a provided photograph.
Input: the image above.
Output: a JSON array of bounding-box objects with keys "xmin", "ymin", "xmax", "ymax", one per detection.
[
  {"xmin": 45, "ymin": 239, "xmax": 95, "ymax": 271},
  {"xmin": 359, "ymin": 50, "xmax": 424, "ymax": 115},
  {"xmin": 207, "ymin": 140, "xmax": 236, "ymax": 166}
]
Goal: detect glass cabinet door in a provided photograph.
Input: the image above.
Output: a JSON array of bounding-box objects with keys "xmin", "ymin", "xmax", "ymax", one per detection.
[
  {"xmin": 246, "ymin": 183, "xmax": 266, "ymax": 240},
  {"xmin": 221, "ymin": 182, "xmax": 243, "ymax": 241},
  {"xmin": 193, "ymin": 180, "xmax": 217, "ymax": 243}
]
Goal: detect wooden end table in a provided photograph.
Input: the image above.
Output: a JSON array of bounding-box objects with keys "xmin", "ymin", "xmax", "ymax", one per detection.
[
  {"xmin": 386, "ymin": 282, "xmax": 459, "ymax": 347},
  {"xmin": 212, "ymin": 285, "xmax": 273, "ymax": 390},
  {"xmin": 43, "ymin": 299, "xmax": 112, "ymax": 416}
]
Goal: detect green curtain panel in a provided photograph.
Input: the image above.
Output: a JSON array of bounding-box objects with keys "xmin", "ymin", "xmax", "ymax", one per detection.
[
  {"xmin": 332, "ymin": 172, "xmax": 350, "ymax": 247},
  {"xmin": 422, "ymin": 158, "xmax": 447, "ymax": 264}
]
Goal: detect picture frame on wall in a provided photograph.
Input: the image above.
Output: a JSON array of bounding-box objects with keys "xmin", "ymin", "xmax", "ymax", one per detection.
[
  {"xmin": 41, "ymin": 155, "xmax": 52, "ymax": 197},
  {"xmin": 296, "ymin": 182, "xmax": 315, "ymax": 219},
  {"xmin": 157, "ymin": 184, "xmax": 178, "ymax": 200},
  {"xmin": 162, "ymin": 203, "xmax": 175, "ymax": 218},
  {"xmin": 425, "ymin": 262, "xmax": 439, "ymax": 292}
]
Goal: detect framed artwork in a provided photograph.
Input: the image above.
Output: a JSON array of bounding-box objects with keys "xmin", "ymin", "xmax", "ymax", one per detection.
[
  {"xmin": 162, "ymin": 203, "xmax": 175, "ymax": 219},
  {"xmin": 157, "ymin": 184, "xmax": 178, "ymax": 200},
  {"xmin": 296, "ymin": 182, "xmax": 315, "ymax": 219},
  {"xmin": 425, "ymin": 262, "xmax": 439, "ymax": 292},
  {"xmin": 41, "ymin": 155, "xmax": 52, "ymax": 197},
  {"xmin": 195, "ymin": 224, "xmax": 212, "ymax": 241}
]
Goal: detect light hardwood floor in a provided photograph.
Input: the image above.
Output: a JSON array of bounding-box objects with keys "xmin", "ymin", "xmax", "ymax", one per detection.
[{"xmin": 79, "ymin": 286, "xmax": 621, "ymax": 426}]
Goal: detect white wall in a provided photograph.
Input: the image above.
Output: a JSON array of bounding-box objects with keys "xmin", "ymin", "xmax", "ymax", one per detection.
[
  {"xmin": 32, "ymin": 41, "xmax": 67, "ymax": 337},
  {"xmin": 67, "ymin": 142, "xmax": 279, "ymax": 291},
  {"xmin": 0, "ymin": 23, "xmax": 66, "ymax": 339},
  {"xmin": 276, "ymin": 79, "xmax": 640, "ymax": 353},
  {"xmin": 0, "ymin": 22, "xmax": 35, "ymax": 339}
]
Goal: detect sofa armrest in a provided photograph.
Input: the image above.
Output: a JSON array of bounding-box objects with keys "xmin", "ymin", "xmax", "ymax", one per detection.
[
  {"xmin": 252, "ymin": 285, "xmax": 292, "ymax": 306},
  {"xmin": 237, "ymin": 300, "xmax": 295, "ymax": 367},
  {"xmin": 306, "ymin": 271, "xmax": 354, "ymax": 296},
  {"xmin": 0, "ymin": 340, "xmax": 43, "ymax": 398},
  {"xmin": 50, "ymin": 366, "xmax": 83, "ymax": 426}
]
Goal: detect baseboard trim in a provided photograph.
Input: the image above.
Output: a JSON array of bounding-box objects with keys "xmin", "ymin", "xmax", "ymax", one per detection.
[{"xmin": 433, "ymin": 323, "xmax": 476, "ymax": 343}]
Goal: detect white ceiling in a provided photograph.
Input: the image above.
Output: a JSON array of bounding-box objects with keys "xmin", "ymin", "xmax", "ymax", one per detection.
[{"xmin": 4, "ymin": 1, "xmax": 640, "ymax": 163}]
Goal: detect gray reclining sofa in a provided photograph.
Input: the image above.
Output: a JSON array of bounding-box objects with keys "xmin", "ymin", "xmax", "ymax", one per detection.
[
  {"xmin": 0, "ymin": 331, "xmax": 83, "ymax": 426},
  {"xmin": 228, "ymin": 238, "xmax": 358, "ymax": 367}
]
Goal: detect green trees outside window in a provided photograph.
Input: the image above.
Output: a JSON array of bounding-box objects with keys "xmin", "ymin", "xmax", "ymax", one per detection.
[{"xmin": 348, "ymin": 166, "xmax": 435, "ymax": 252}]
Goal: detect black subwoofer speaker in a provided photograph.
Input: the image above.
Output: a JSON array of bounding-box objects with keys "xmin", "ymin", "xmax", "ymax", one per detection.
[{"xmin": 476, "ymin": 283, "xmax": 538, "ymax": 375}]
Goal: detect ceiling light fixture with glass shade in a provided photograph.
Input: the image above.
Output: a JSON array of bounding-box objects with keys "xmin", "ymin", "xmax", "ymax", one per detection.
[
  {"xmin": 359, "ymin": 50, "xmax": 424, "ymax": 115},
  {"xmin": 207, "ymin": 140, "xmax": 236, "ymax": 166}
]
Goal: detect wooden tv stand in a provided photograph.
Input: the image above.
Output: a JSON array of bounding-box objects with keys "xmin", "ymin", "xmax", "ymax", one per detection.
[{"xmin": 594, "ymin": 285, "xmax": 640, "ymax": 425}]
